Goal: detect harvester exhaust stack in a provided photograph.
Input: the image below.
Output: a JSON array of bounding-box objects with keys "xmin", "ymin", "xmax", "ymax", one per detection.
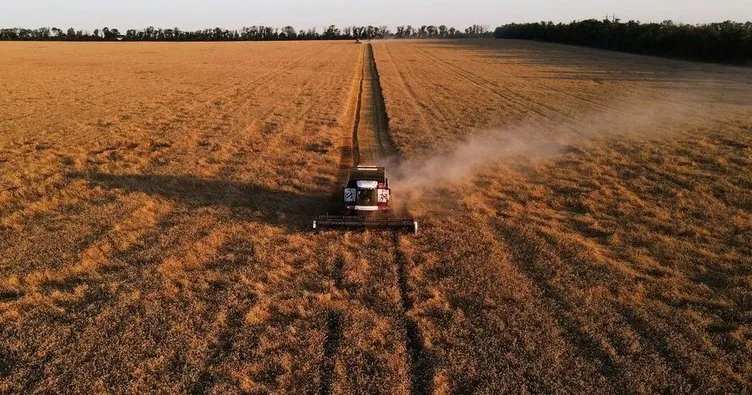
[{"xmin": 313, "ymin": 166, "xmax": 418, "ymax": 233}]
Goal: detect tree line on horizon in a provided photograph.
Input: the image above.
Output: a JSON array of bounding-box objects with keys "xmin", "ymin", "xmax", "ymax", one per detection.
[
  {"xmin": 0, "ymin": 24, "xmax": 493, "ymax": 41},
  {"xmin": 494, "ymin": 19, "xmax": 752, "ymax": 63},
  {"xmin": 3, "ymin": 20, "xmax": 749, "ymax": 64}
]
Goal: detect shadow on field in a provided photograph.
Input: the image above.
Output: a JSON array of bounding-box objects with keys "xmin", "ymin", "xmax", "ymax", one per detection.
[{"xmin": 72, "ymin": 172, "xmax": 329, "ymax": 231}]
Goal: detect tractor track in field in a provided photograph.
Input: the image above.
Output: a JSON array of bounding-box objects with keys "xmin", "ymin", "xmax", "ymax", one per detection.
[
  {"xmin": 355, "ymin": 43, "xmax": 399, "ymax": 164},
  {"xmin": 362, "ymin": 42, "xmax": 433, "ymax": 394},
  {"xmin": 319, "ymin": 253, "xmax": 346, "ymax": 395},
  {"xmin": 393, "ymin": 233, "xmax": 435, "ymax": 395},
  {"xmin": 350, "ymin": 49, "xmax": 365, "ymax": 167},
  {"xmin": 364, "ymin": 42, "xmax": 433, "ymax": 395},
  {"xmin": 319, "ymin": 43, "xmax": 433, "ymax": 395},
  {"xmin": 319, "ymin": 307, "xmax": 343, "ymax": 395},
  {"xmin": 319, "ymin": 45, "xmax": 363, "ymax": 395},
  {"xmin": 318, "ymin": 46, "xmax": 363, "ymax": 395}
]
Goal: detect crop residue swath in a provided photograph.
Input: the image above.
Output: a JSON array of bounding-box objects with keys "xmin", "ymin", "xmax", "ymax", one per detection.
[{"xmin": 1, "ymin": 39, "xmax": 751, "ymax": 393}]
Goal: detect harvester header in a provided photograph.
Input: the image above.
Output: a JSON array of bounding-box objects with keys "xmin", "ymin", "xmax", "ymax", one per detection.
[{"xmin": 314, "ymin": 166, "xmax": 417, "ymax": 233}]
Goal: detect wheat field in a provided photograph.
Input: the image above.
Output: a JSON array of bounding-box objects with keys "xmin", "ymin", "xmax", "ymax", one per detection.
[
  {"xmin": 1, "ymin": 39, "xmax": 751, "ymax": 393},
  {"xmin": 374, "ymin": 39, "xmax": 752, "ymax": 393}
]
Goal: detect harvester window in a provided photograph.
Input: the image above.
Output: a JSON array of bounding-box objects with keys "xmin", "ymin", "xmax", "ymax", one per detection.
[{"xmin": 357, "ymin": 188, "xmax": 377, "ymax": 205}]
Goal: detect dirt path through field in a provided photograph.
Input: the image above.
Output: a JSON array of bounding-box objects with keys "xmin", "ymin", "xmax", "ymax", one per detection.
[
  {"xmin": 353, "ymin": 44, "xmax": 398, "ymax": 165},
  {"xmin": 318, "ymin": 43, "xmax": 432, "ymax": 395},
  {"xmin": 359, "ymin": 42, "xmax": 432, "ymax": 395}
]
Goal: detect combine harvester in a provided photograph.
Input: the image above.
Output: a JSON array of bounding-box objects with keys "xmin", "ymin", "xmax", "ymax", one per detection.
[{"xmin": 314, "ymin": 166, "xmax": 418, "ymax": 233}]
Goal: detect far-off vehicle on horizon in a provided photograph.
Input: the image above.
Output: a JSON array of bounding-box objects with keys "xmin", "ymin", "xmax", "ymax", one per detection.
[{"xmin": 313, "ymin": 166, "xmax": 418, "ymax": 233}]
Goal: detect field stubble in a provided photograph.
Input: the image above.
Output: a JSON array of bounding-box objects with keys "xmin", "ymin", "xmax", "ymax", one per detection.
[
  {"xmin": 0, "ymin": 39, "xmax": 750, "ymax": 394},
  {"xmin": 375, "ymin": 39, "xmax": 752, "ymax": 393},
  {"xmin": 0, "ymin": 41, "xmax": 366, "ymax": 393}
]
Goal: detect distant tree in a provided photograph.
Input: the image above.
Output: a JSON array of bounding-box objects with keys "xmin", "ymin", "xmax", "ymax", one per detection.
[
  {"xmin": 1, "ymin": 22, "xmax": 498, "ymax": 42},
  {"xmin": 125, "ymin": 29, "xmax": 137, "ymax": 40},
  {"xmin": 0, "ymin": 28, "xmax": 18, "ymax": 40},
  {"xmin": 282, "ymin": 26, "xmax": 297, "ymax": 39},
  {"xmin": 37, "ymin": 27, "xmax": 51, "ymax": 39},
  {"xmin": 342, "ymin": 26, "xmax": 353, "ymax": 39},
  {"xmin": 323, "ymin": 25, "xmax": 339, "ymax": 39},
  {"xmin": 494, "ymin": 19, "xmax": 752, "ymax": 63},
  {"xmin": 264, "ymin": 26, "xmax": 275, "ymax": 39},
  {"xmin": 463, "ymin": 24, "xmax": 489, "ymax": 37},
  {"xmin": 102, "ymin": 27, "xmax": 120, "ymax": 40},
  {"xmin": 352, "ymin": 26, "xmax": 364, "ymax": 39}
]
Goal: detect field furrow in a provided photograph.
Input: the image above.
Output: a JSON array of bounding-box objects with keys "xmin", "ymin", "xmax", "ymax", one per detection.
[
  {"xmin": 2, "ymin": 38, "xmax": 751, "ymax": 393},
  {"xmin": 0, "ymin": 41, "xmax": 361, "ymax": 393},
  {"xmin": 316, "ymin": 43, "xmax": 426, "ymax": 394},
  {"xmin": 373, "ymin": 39, "xmax": 752, "ymax": 393}
]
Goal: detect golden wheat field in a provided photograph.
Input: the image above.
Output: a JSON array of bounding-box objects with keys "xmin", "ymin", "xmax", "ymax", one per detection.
[{"xmin": 1, "ymin": 39, "xmax": 751, "ymax": 394}]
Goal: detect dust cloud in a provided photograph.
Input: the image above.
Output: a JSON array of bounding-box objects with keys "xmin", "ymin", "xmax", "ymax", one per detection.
[
  {"xmin": 385, "ymin": 91, "xmax": 715, "ymax": 203},
  {"xmin": 385, "ymin": 127, "xmax": 563, "ymax": 200}
]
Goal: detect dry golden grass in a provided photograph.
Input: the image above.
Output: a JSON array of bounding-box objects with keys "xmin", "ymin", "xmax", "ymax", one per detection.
[
  {"xmin": 0, "ymin": 41, "xmax": 364, "ymax": 393},
  {"xmin": 374, "ymin": 39, "xmax": 752, "ymax": 393},
  {"xmin": 1, "ymin": 38, "xmax": 751, "ymax": 394}
]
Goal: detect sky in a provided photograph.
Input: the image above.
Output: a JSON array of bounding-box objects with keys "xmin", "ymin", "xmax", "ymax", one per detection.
[{"xmin": 2, "ymin": 0, "xmax": 751, "ymax": 31}]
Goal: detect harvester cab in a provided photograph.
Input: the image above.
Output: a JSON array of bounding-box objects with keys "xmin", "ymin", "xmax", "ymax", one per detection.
[
  {"xmin": 313, "ymin": 166, "xmax": 418, "ymax": 233},
  {"xmin": 344, "ymin": 166, "xmax": 389, "ymax": 214}
]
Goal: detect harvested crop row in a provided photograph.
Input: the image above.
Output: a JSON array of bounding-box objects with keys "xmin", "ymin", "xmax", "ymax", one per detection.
[
  {"xmin": 2, "ymin": 38, "xmax": 751, "ymax": 394},
  {"xmin": 373, "ymin": 39, "xmax": 752, "ymax": 393},
  {"xmin": 0, "ymin": 41, "xmax": 361, "ymax": 393},
  {"xmin": 317, "ymin": 44, "xmax": 419, "ymax": 394}
]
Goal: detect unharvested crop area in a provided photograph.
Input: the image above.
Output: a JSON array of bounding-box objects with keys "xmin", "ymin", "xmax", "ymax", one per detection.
[
  {"xmin": 1, "ymin": 39, "xmax": 751, "ymax": 394},
  {"xmin": 0, "ymin": 41, "xmax": 364, "ymax": 393}
]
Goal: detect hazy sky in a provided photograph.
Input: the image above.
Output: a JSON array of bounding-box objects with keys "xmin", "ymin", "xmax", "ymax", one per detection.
[{"xmin": 2, "ymin": 0, "xmax": 751, "ymax": 30}]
